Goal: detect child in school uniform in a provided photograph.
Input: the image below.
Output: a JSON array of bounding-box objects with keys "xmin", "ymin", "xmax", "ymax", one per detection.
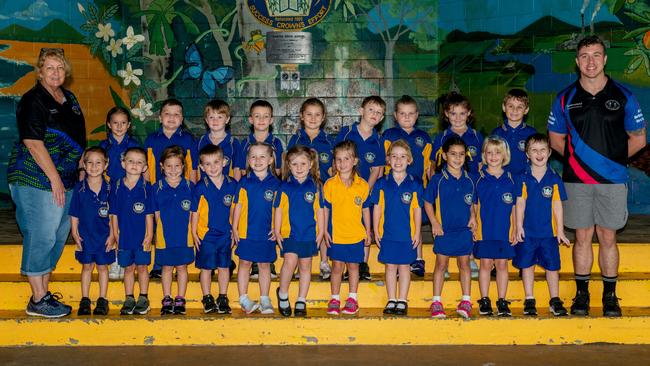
[
  {"xmin": 192, "ymin": 144, "xmax": 238, "ymax": 314},
  {"xmin": 69, "ymin": 146, "xmax": 114, "ymax": 316},
  {"xmin": 371, "ymin": 140, "xmax": 423, "ymax": 316},
  {"xmin": 109, "ymin": 147, "xmax": 154, "ymax": 315},
  {"xmin": 232, "ymin": 142, "xmax": 281, "ymax": 314},
  {"xmin": 514, "ymin": 133, "xmax": 570, "ymax": 316},
  {"xmin": 196, "ymin": 99, "xmax": 241, "ymax": 181}
]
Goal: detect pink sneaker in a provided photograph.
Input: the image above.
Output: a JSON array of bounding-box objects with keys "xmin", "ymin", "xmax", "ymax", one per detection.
[
  {"xmin": 341, "ymin": 297, "xmax": 359, "ymax": 315},
  {"xmin": 456, "ymin": 300, "xmax": 472, "ymax": 319},
  {"xmin": 430, "ymin": 300, "xmax": 446, "ymax": 318},
  {"xmin": 327, "ymin": 299, "xmax": 341, "ymax": 315}
]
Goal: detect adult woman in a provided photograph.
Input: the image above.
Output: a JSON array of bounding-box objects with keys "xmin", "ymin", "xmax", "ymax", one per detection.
[{"xmin": 7, "ymin": 48, "xmax": 86, "ymax": 317}]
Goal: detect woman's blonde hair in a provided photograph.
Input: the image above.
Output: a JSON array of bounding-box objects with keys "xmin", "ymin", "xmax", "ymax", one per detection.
[
  {"xmin": 481, "ymin": 135, "xmax": 511, "ymax": 167},
  {"xmin": 36, "ymin": 48, "xmax": 72, "ymax": 79}
]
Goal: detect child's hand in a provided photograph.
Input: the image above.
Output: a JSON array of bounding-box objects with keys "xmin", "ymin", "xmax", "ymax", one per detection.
[
  {"xmin": 515, "ymin": 226, "xmax": 525, "ymax": 243},
  {"xmin": 316, "ymin": 232, "xmax": 324, "ymax": 249},
  {"xmin": 364, "ymin": 229, "xmax": 372, "ymax": 247},
  {"xmin": 432, "ymin": 221, "xmax": 444, "ymax": 237},
  {"xmin": 268, "ymin": 229, "xmax": 276, "ymax": 242},
  {"xmin": 275, "ymin": 231, "xmax": 283, "ymax": 250},
  {"xmin": 374, "ymin": 231, "xmax": 381, "ymax": 249},
  {"xmin": 192, "ymin": 233, "xmax": 201, "ymax": 250},
  {"xmin": 467, "ymin": 216, "xmax": 477, "ymax": 232},
  {"xmin": 509, "ymin": 231, "xmax": 518, "ymax": 246},
  {"xmin": 74, "ymin": 236, "xmax": 83, "ymax": 251},
  {"xmin": 324, "ymin": 231, "xmax": 332, "ymax": 248},
  {"xmin": 557, "ymin": 231, "xmax": 571, "ymax": 247},
  {"xmin": 142, "ymin": 239, "xmax": 152, "ymax": 252},
  {"xmin": 231, "ymin": 228, "xmax": 240, "ymax": 245},
  {"xmin": 104, "ymin": 235, "xmax": 115, "ymax": 252},
  {"xmin": 412, "ymin": 233, "xmax": 422, "ymax": 249}
]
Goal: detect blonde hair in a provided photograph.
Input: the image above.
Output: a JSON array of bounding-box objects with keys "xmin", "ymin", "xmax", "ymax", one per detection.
[
  {"xmin": 332, "ymin": 140, "xmax": 360, "ymax": 177},
  {"xmin": 481, "ymin": 136, "xmax": 511, "ymax": 167},
  {"xmin": 246, "ymin": 142, "xmax": 276, "ymax": 176},
  {"xmin": 282, "ymin": 145, "xmax": 321, "ymax": 186},
  {"xmin": 387, "ymin": 139, "xmax": 413, "ymax": 164},
  {"xmin": 36, "ymin": 48, "xmax": 72, "ymax": 79}
]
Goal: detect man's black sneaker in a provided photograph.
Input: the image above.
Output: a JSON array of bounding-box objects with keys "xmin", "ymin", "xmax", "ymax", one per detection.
[
  {"xmin": 250, "ymin": 262, "xmax": 259, "ymax": 280},
  {"xmin": 202, "ymin": 294, "xmax": 217, "ymax": 314},
  {"xmin": 229, "ymin": 260, "xmax": 237, "ymax": 278},
  {"xmin": 161, "ymin": 296, "xmax": 174, "ymax": 315},
  {"xmin": 149, "ymin": 269, "xmax": 162, "ymax": 279},
  {"xmin": 570, "ymin": 290, "xmax": 590, "ymax": 316},
  {"xmin": 173, "ymin": 296, "xmax": 186, "ymax": 315},
  {"xmin": 477, "ymin": 297, "xmax": 493, "ymax": 316},
  {"xmin": 77, "ymin": 297, "xmax": 92, "ymax": 316},
  {"xmin": 496, "ymin": 298, "xmax": 511, "ymax": 317},
  {"xmin": 359, "ymin": 262, "xmax": 371, "ymax": 281},
  {"xmin": 549, "ymin": 297, "xmax": 568, "ymax": 316},
  {"xmin": 93, "ymin": 297, "xmax": 109, "ymax": 315},
  {"xmin": 523, "ymin": 298, "xmax": 537, "ymax": 316},
  {"xmin": 216, "ymin": 294, "xmax": 232, "ymax": 314},
  {"xmin": 602, "ymin": 292, "xmax": 622, "ymax": 317}
]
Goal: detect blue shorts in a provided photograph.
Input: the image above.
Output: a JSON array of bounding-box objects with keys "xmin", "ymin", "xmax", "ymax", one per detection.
[
  {"xmin": 10, "ymin": 184, "xmax": 72, "ymax": 276},
  {"xmin": 378, "ymin": 240, "xmax": 416, "ymax": 265},
  {"xmin": 235, "ymin": 238, "xmax": 277, "ymax": 263},
  {"xmin": 281, "ymin": 240, "xmax": 318, "ymax": 259},
  {"xmin": 195, "ymin": 236, "xmax": 232, "ymax": 269},
  {"xmin": 473, "ymin": 240, "xmax": 515, "ymax": 259},
  {"xmin": 157, "ymin": 246, "xmax": 195, "ymax": 266},
  {"xmin": 329, "ymin": 241, "xmax": 364, "ymax": 263},
  {"xmin": 434, "ymin": 230, "xmax": 473, "ymax": 257},
  {"xmin": 513, "ymin": 237, "xmax": 561, "ymax": 271},
  {"xmin": 117, "ymin": 248, "xmax": 152, "ymax": 267},
  {"xmin": 75, "ymin": 249, "xmax": 116, "ymax": 265}
]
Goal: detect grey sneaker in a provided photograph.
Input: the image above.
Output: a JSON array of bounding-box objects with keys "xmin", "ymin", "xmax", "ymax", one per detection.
[
  {"xmin": 26, "ymin": 293, "xmax": 71, "ymax": 318},
  {"xmin": 120, "ymin": 296, "xmax": 136, "ymax": 315},
  {"xmin": 133, "ymin": 295, "xmax": 150, "ymax": 315},
  {"xmin": 320, "ymin": 261, "xmax": 332, "ymax": 280},
  {"xmin": 109, "ymin": 262, "xmax": 121, "ymax": 280},
  {"xmin": 470, "ymin": 260, "xmax": 479, "ymax": 279},
  {"xmin": 240, "ymin": 298, "xmax": 260, "ymax": 314},
  {"xmin": 260, "ymin": 298, "xmax": 274, "ymax": 314}
]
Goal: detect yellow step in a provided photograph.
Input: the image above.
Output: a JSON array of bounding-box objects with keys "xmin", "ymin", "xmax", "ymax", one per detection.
[{"xmin": 1, "ymin": 308, "xmax": 649, "ymax": 346}]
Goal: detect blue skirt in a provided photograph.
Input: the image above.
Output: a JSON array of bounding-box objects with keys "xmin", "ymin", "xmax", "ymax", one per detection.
[
  {"xmin": 235, "ymin": 238, "xmax": 277, "ymax": 263},
  {"xmin": 473, "ymin": 240, "xmax": 515, "ymax": 259},
  {"xmin": 157, "ymin": 246, "xmax": 195, "ymax": 266},
  {"xmin": 378, "ymin": 240, "xmax": 416, "ymax": 265},
  {"xmin": 433, "ymin": 230, "xmax": 473, "ymax": 257},
  {"xmin": 328, "ymin": 241, "xmax": 364, "ymax": 263},
  {"xmin": 281, "ymin": 239, "xmax": 318, "ymax": 259}
]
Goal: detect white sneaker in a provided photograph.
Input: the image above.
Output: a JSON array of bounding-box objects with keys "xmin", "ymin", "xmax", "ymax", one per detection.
[
  {"xmin": 119, "ymin": 266, "xmax": 125, "ymax": 279},
  {"xmin": 109, "ymin": 262, "xmax": 121, "ymax": 280},
  {"xmin": 260, "ymin": 298, "xmax": 274, "ymax": 314},
  {"xmin": 240, "ymin": 298, "xmax": 260, "ymax": 314},
  {"xmin": 320, "ymin": 261, "xmax": 331, "ymax": 280}
]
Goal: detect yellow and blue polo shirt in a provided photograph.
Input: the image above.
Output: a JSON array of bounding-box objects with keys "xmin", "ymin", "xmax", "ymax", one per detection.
[
  {"xmin": 322, "ymin": 173, "xmax": 370, "ymax": 244},
  {"xmin": 152, "ymin": 178, "xmax": 194, "ymax": 249},
  {"xmin": 335, "ymin": 123, "xmax": 386, "ymax": 181},
  {"xmin": 431, "ymin": 128, "xmax": 484, "ymax": 174},
  {"xmin": 196, "ymin": 132, "xmax": 241, "ymax": 178},
  {"xmin": 424, "ymin": 168, "xmax": 475, "ymax": 233},
  {"xmin": 370, "ymin": 174, "xmax": 423, "ymax": 242},
  {"xmin": 236, "ymin": 133, "xmax": 284, "ymax": 170},
  {"xmin": 191, "ymin": 175, "xmax": 237, "ymax": 240},
  {"xmin": 287, "ymin": 129, "xmax": 334, "ymax": 181},
  {"xmin": 473, "ymin": 168, "xmax": 516, "ymax": 242},
  {"xmin": 382, "ymin": 127, "xmax": 433, "ymax": 184},
  {"xmin": 515, "ymin": 167, "xmax": 567, "ymax": 238},
  {"xmin": 273, "ymin": 176, "xmax": 321, "ymax": 242},
  {"xmin": 234, "ymin": 172, "xmax": 281, "ymax": 240},
  {"xmin": 68, "ymin": 178, "xmax": 111, "ymax": 253},
  {"xmin": 108, "ymin": 176, "xmax": 153, "ymax": 250},
  {"xmin": 144, "ymin": 127, "xmax": 197, "ymax": 183}
]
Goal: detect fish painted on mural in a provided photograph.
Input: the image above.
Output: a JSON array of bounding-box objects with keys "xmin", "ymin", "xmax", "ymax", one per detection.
[{"xmin": 182, "ymin": 43, "xmax": 235, "ymax": 97}]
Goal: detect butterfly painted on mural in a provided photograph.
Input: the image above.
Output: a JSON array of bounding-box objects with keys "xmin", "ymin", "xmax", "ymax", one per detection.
[{"xmin": 183, "ymin": 43, "xmax": 235, "ymax": 97}]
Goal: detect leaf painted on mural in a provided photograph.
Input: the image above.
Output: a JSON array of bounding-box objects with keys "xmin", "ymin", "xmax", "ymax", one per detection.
[
  {"xmin": 80, "ymin": 23, "xmax": 96, "ymax": 32},
  {"xmin": 102, "ymin": 4, "xmax": 119, "ymax": 21},
  {"xmin": 88, "ymin": 4, "xmax": 100, "ymax": 24},
  {"xmin": 623, "ymin": 27, "xmax": 650, "ymax": 40},
  {"xmin": 161, "ymin": 18, "xmax": 177, "ymax": 49},
  {"xmin": 147, "ymin": 18, "xmax": 167, "ymax": 56},
  {"xmin": 91, "ymin": 124, "xmax": 108, "ymax": 134},
  {"xmin": 626, "ymin": 56, "xmax": 643, "ymax": 73},
  {"xmin": 110, "ymin": 59, "xmax": 117, "ymax": 75},
  {"xmin": 144, "ymin": 79, "xmax": 160, "ymax": 89},
  {"xmin": 607, "ymin": 0, "xmax": 626, "ymax": 14},
  {"xmin": 109, "ymin": 86, "xmax": 129, "ymax": 110},
  {"xmin": 624, "ymin": 11, "xmax": 650, "ymax": 24},
  {"xmin": 90, "ymin": 40, "xmax": 102, "ymax": 55},
  {"xmin": 175, "ymin": 12, "xmax": 199, "ymax": 35},
  {"xmin": 345, "ymin": 1, "xmax": 356, "ymax": 17},
  {"xmin": 129, "ymin": 56, "xmax": 153, "ymax": 64},
  {"xmin": 624, "ymin": 48, "xmax": 643, "ymax": 56},
  {"xmin": 127, "ymin": 42, "xmax": 143, "ymax": 58}
]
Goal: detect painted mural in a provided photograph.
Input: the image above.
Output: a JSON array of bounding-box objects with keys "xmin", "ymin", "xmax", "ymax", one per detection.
[{"xmin": 0, "ymin": 0, "xmax": 649, "ymax": 211}]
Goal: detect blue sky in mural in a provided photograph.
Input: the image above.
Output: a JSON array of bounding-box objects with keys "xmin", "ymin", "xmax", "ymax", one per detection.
[
  {"xmin": 0, "ymin": 0, "xmax": 85, "ymax": 30},
  {"xmin": 438, "ymin": 0, "xmax": 621, "ymax": 34}
]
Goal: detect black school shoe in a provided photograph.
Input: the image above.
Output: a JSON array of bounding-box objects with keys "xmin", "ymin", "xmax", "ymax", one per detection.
[
  {"xmin": 523, "ymin": 298, "xmax": 537, "ymax": 316},
  {"xmin": 549, "ymin": 297, "xmax": 568, "ymax": 316},
  {"xmin": 294, "ymin": 301, "xmax": 307, "ymax": 317},
  {"xmin": 216, "ymin": 294, "xmax": 232, "ymax": 314},
  {"xmin": 394, "ymin": 300, "xmax": 408, "ymax": 316},
  {"xmin": 383, "ymin": 300, "xmax": 397, "ymax": 315},
  {"xmin": 570, "ymin": 290, "xmax": 590, "ymax": 316},
  {"xmin": 93, "ymin": 297, "xmax": 109, "ymax": 315},
  {"xmin": 477, "ymin": 297, "xmax": 493, "ymax": 316},
  {"xmin": 276, "ymin": 288, "xmax": 292, "ymax": 317},
  {"xmin": 602, "ymin": 292, "xmax": 622, "ymax": 317},
  {"xmin": 78, "ymin": 297, "xmax": 92, "ymax": 316},
  {"xmin": 496, "ymin": 298, "xmax": 511, "ymax": 317},
  {"xmin": 202, "ymin": 294, "xmax": 217, "ymax": 314}
]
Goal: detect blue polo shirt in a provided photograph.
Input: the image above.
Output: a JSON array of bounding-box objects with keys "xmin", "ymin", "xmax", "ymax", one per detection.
[
  {"xmin": 473, "ymin": 168, "xmax": 516, "ymax": 242},
  {"xmin": 515, "ymin": 167, "xmax": 567, "ymax": 238},
  {"xmin": 274, "ymin": 176, "xmax": 321, "ymax": 242},
  {"xmin": 69, "ymin": 178, "xmax": 111, "ymax": 253},
  {"xmin": 382, "ymin": 127, "xmax": 433, "ymax": 184},
  {"xmin": 431, "ymin": 128, "xmax": 484, "ymax": 174},
  {"xmin": 236, "ymin": 133, "xmax": 284, "ymax": 170},
  {"xmin": 196, "ymin": 132, "xmax": 241, "ymax": 178},
  {"xmin": 152, "ymin": 178, "xmax": 194, "ymax": 249},
  {"xmin": 234, "ymin": 172, "xmax": 281, "ymax": 240},
  {"xmin": 425, "ymin": 168, "xmax": 475, "ymax": 233},
  {"xmin": 192, "ymin": 175, "xmax": 237, "ymax": 240},
  {"xmin": 335, "ymin": 123, "xmax": 386, "ymax": 182},
  {"xmin": 108, "ymin": 176, "xmax": 153, "ymax": 250},
  {"xmin": 144, "ymin": 127, "xmax": 197, "ymax": 183},
  {"xmin": 287, "ymin": 129, "xmax": 334, "ymax": 181},
  {"xmin": 99, "ymin": 134, "xmax": 141, "ymax": 182},
  {"xmin": 370, "ymin": 174, "xmax": 422, "ymax": 242},
  {"xmin": 491, "ymin": 121, "xmax": 537, "ymax": 176}
]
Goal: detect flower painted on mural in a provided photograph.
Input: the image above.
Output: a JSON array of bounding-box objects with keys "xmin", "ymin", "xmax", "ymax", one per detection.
[
  {"xmin": 106, "ymin": 38, "xmax": 123, "ymax": 57},
  {"xmin": 117, "ymin": 62, "xmax": 143, "ymax": 86},
  {"xmin": 77, "ymin": 2, "xmax": 85, "ymax": 14},
  {"xmin": 644, "ymin": 31, "xmax": 650, "ymax": 50},
  {"xmin": 95, "ymin": 23, "xmax": 115, "ymax": 42},
  {"xmin": 122, "ymin": 26, "xmax": 145, "ymax": 50},
  {"xmin": 131, "ymin": 99, "xmax": 154, "ymax": 121}
]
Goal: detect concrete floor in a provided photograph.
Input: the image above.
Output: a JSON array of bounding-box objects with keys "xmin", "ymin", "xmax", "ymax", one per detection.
[{"xmin": 1, "ymin": 345, "xmax": 649, "ymax": 366}]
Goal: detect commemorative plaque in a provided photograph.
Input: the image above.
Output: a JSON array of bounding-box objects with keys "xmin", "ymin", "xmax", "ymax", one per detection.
[{"xmin": 266, "ymin": 31, "xmax": 313, "ymax": 64}]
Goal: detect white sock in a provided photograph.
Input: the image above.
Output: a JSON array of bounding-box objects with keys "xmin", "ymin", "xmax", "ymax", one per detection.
[
  {"xmin": 397, "ymin": 298, "xmax": 407, "ymax": 302},
  {"xmin": 525, "ymin": 296, "xmax": 535, "ymax": 300},
  {"xmin": 462, "ymin": 295, "xmax": 471, "ymax": 301},
  {"xmin": 297, "ymin": 297, "xmax": 306, "ymax": 303},
  {"xmin": 388, "ymin": 298, "xmax": 397, "ymax": 302},
  {"xmin": 278, "ymin": 292, "xmax": 289, "ymax": 307},
  {"xmin": 348, "ymin": 292, "xmax": 357, "ymax": 300},
  {"xmin": 331, "ymin": 294, "xmax": 340, "ymax": 301},
  {"xmin": 433, "ymin": 296, "xmax": 441, "ymax": 302}
]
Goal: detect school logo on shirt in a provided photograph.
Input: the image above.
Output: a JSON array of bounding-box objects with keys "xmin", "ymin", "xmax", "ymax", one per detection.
[
  {"xmin": 181, "ymin": 199, "xmax": 191, "ymax": 211},
  {"xmin": 468, "ymin": 146, "xmax": 478, "ymax": 157},
  {"xmin": 319, "ymin": 152, "xmax": 330, "ymax": 164},
  {"xmin": 304, "ymin": 191, "xmax": 315, "ymax": 203},
  {"xmin": 264, "ymin": 190, "xmax": 274, "ymax": 202},
  {"xmin": 223, "ymin": 194, "xmax": 233, "ymax": 206},
  {"xmin": 98, "ymin": 206, "xmax": 109, "ymax": 218},
  {"xmin": 72, "ymin": 105, "xmax": 82, "ymax": 115},
  {"xmin": 224, "ymin": 156, "xmax": 230, "ymax": 166},
  {"xmin": 464, "ymin": 194, "xmax": 473, "ymax": 205},
  {"xmin": 365, "ymin": 152, "xmax": 376, "ymax": 163},
  {"xmin": 415, "ymin": 137, "xmax": 425, "ymax": 147},
  {"xmin": 401, "ymin": 192, "xmax": 412, "ymax": 204},
  {"xmin": 133, "ymin": 202, "xmax": 145, "ymax": 214},
  {"xmin": 354, "ymin": 196, "xmax": 362, "ymax": 206},
  {"xmin": 518, "ymin": 140, "xmax": 526, "ymax": 152},
  {"xmin": 502, "ymin": 193, "xmax": 513, "ymax": 204},
  {"xmin": 542, "ymin": 186, "xmax": 553, "ymax": 198},
  {"xmin": 605, "ymin": 99, "xmax": 621, "ymax": 111}
]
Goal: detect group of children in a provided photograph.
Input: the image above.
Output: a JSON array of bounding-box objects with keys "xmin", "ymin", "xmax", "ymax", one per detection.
[{"xmin": 69, "ymin": 89, "xmax": 571, "ymax": 319}]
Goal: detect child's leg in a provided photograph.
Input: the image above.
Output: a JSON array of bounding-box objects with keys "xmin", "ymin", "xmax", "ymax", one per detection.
[
  {"xmin": 479, "ymin": 258, "xmax": 494, "ymax": 297},
  {"xmin": 319, "ymin": 245, "xmax": 327, "ymax": 264},
  {"xmin": 237, "ymin": 260, "xmax": 252, "ymax": 297},
  {"xmin": 123, "ymin": 265, "xmax": 135, "ymax": 296},
  {"xmin": 457, "ymin": 256, "xmax": 471, "ymax": 297},
  {"xmin": 522, "ymin": 266, "xmax": 535, "ymax": 298},
  {"xmin": 136, "ymin": 265, "xmax": 150, "ymax": 294},
  {"xmin": 347, "ymin": 262, "xmax": 360, "ymax": 294},
  {"xmin": 162, "ymin": 265, "xmax": 173, "ymax": 297},
  {"xmin": 217, "ymin": 267, "xmax": 229, "ymax": 295},
  {"xmin": 199, "ymin": 269, "xmax": 212, "ymax": 296},
  {"xmin": 97, "ymin": 264, "xmax": 109, "ymax": 299},
  {"xmin": 385, "ymin": 264, "xmax": 398, "ymax": 300},
  {"xmin": 176, "ymin": 265, "xmax": 188, "ymax": 297},
  {"xmin": 546, "ymin": 270, "xmax": 560, "ymax": 298},
  {"xmin": 279, "ymin": 254, "xmax": 298, "ymax": 295},
  {"xmin": 81, "ymin": 263, "xmax": 94, "ymax": 298},
  {"xmin": 416, "ymin": 245, "xmax": 423, "ymax": 261},
  {"xmin": 257, "ymin": 262, "xmax": 271, "ymax": 297},
  {"xmin": 330, "ymin": 260, "xmax": 344, "ymax": 296},
  {"xmin": 297, "ymin": 258, "xmax": 312, "ymax": 299},
  {"xmin": 433, "ymin": 255, "xmax": 450, "ymax": 297},
  {"xmin": 397, "ymin": 264, "xmax": 411, "ymax": 300},
  {"xmin": 495, "ymin": 259, "xmax": 509, "ymax": 298}
]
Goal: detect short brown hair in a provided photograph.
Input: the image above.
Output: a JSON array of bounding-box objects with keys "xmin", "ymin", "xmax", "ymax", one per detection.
[
  {"xmin": 204, "ymin": 99, "xmax": 230, "ymax": 119},
  {"xmin": 361, "ymin": 95, "xmax": 386, "ymax": 111},
  {"xmin": 576, "ymin": 35, "xmax": 607, "ymax": 56},
  {"xmin": 395, "ymin": 95, "xmax": 418, "ymax": 112},
  {"xmin": 250, "ymin": 99, "xmax": 273, "ymax": 115},
  {"xmin": 503, "ymin": 88, "xmax": 529, "ymax": 108}
]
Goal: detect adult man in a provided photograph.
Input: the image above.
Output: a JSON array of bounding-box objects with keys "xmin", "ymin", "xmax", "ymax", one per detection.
[{"xmin": 547, "ymin": 35, "xmax": 646, "ymax": 317}]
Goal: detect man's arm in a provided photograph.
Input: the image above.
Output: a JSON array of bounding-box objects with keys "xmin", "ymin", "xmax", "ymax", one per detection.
[
  {"xmin": 549, "ymin": 131, "xmax": 566, "ymax": 157},
  {"xmin": 628, "ymin": 129, "xmax": 647, "ymax": 157}
]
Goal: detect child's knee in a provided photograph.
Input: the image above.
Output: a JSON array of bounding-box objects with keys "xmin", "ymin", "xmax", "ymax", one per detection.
[{"xmin": 257, "ymin": 262, "xmax": 270, "ymax": 270}]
